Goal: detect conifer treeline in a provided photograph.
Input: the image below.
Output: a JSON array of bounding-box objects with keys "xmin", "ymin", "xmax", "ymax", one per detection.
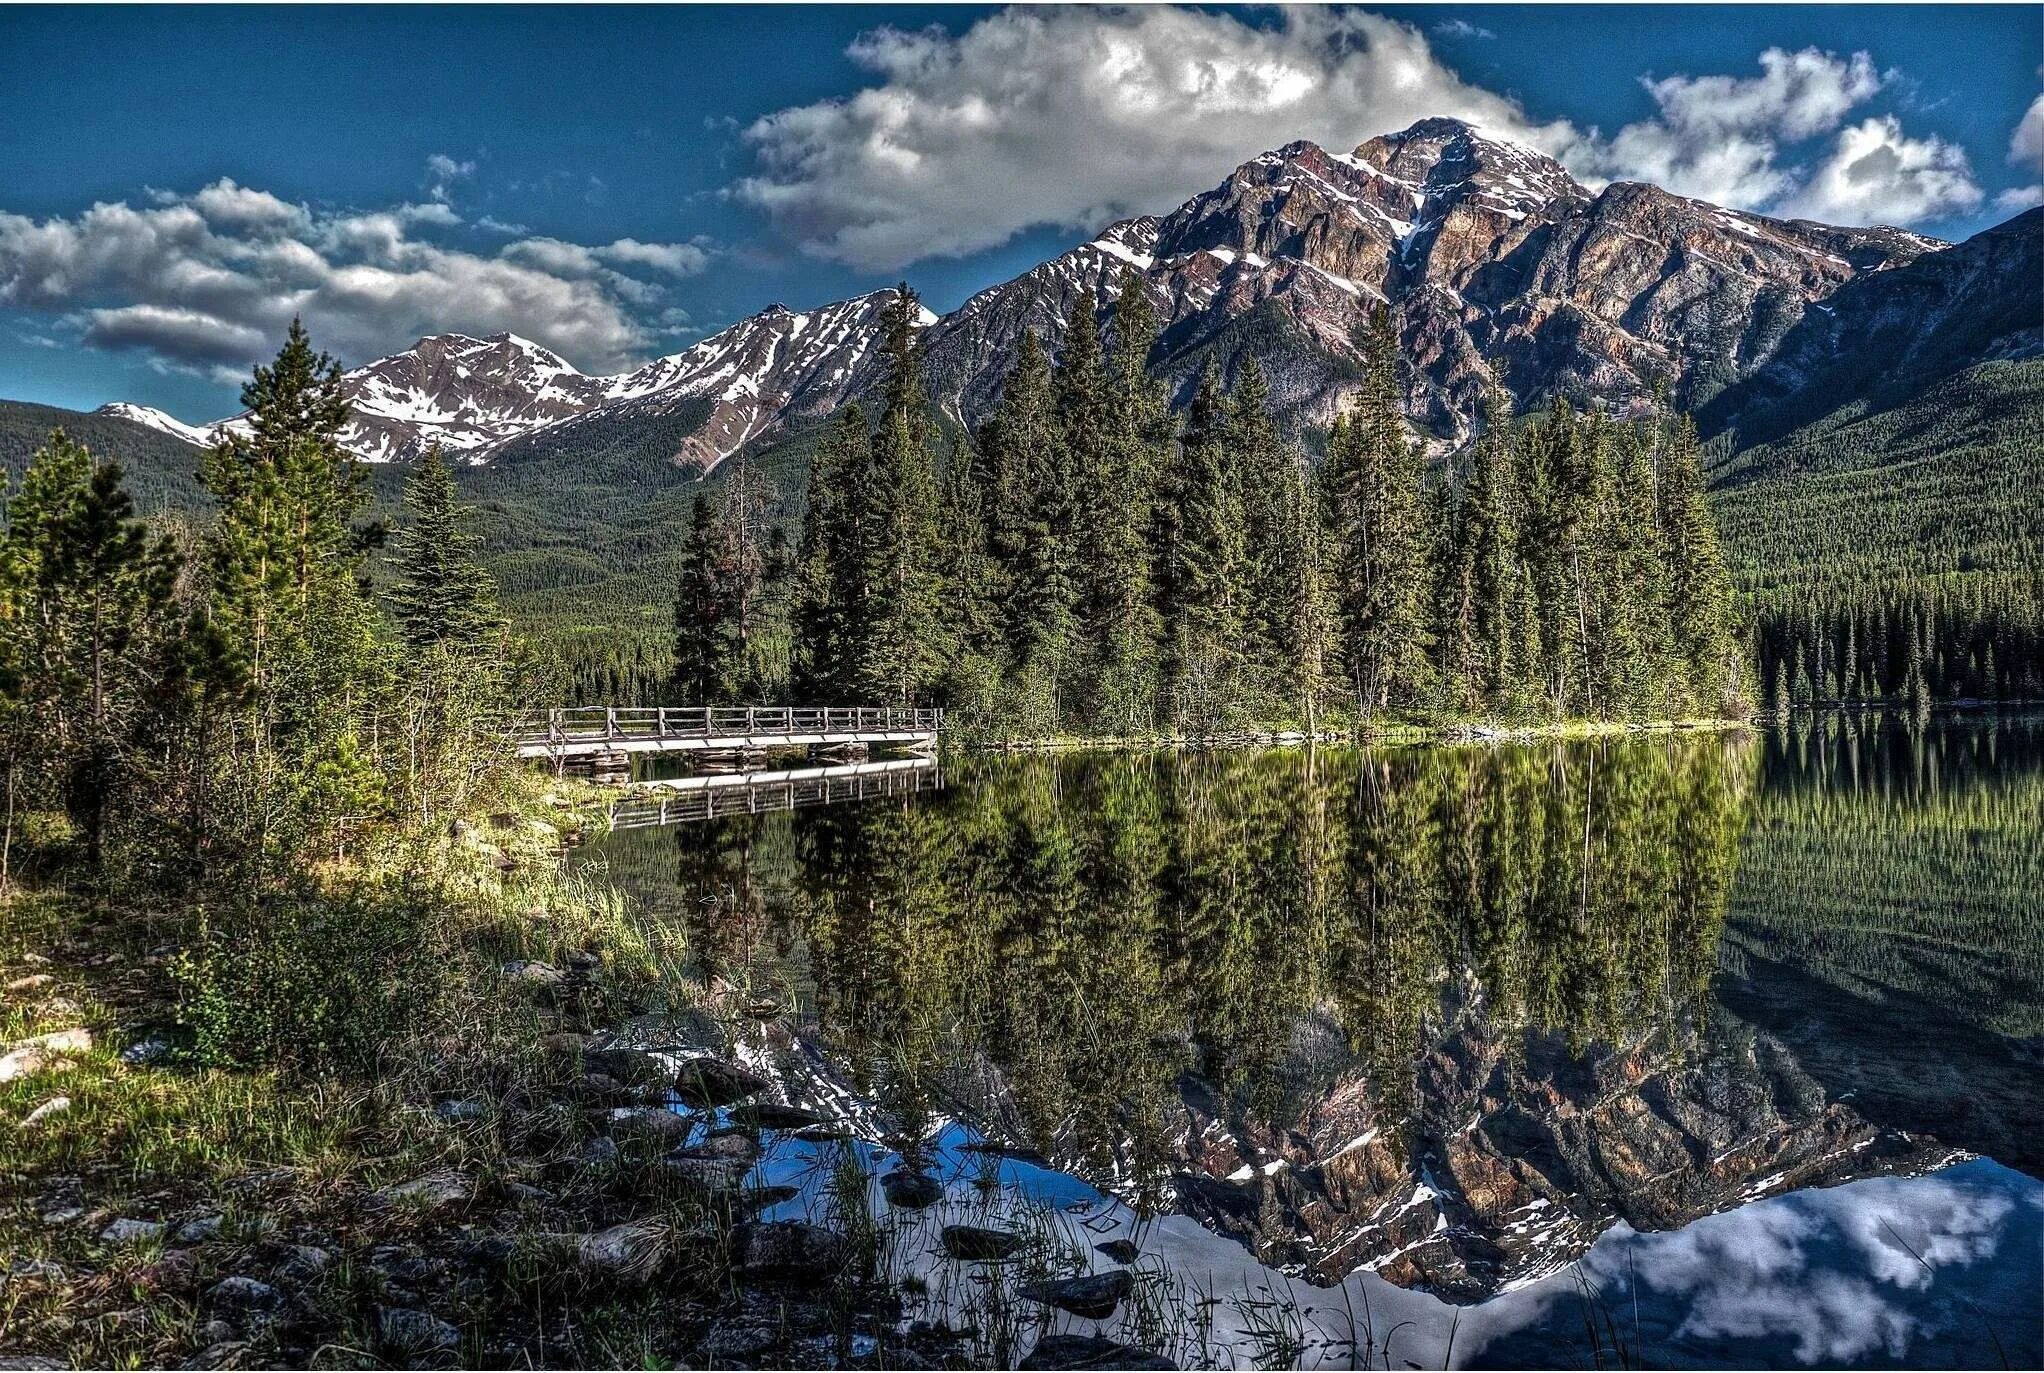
[
  {"xmin": 1750, "ymin": 574, "xmax": 2044, "ymax": 713},
  {"xmin": 675, "ymin": 281, "xmax": 1746, "ymax": 735},
  {"xmin": 0, "ymin": 322, "xmax": 513, "ymax": 895}
]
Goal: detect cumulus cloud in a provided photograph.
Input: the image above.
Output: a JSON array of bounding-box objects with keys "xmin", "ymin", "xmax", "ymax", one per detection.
[
  {"xmin": 425, "ymin": 152, "xmax": 477, "ymax": 203},
  {"xmin": 1999, "ymin": 95, "xmax": 2044, "ymax": 214},
  {"xmin": 733, "ymin": 6, "xmax": 1576, "ymax": 269},
  {"xmin": 0, "ymin": 185, "xmax": 712, "ymax": 378},
  {"xmin": 1775, "ymin": 116, "xmax": 1983, "ymax": 224},
  {"xmin": 734, "ymin": 11, "xmax": 1984, "ymax": 269},
  {"xmin": 1573, "ymin": 48, "xmax": 1887, "ymax": 208}
]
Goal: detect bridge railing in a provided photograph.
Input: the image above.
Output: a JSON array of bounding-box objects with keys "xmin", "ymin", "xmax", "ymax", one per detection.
[{"xmin": 516, "ymin": 705, "xmax": 945, "ymax": 747}]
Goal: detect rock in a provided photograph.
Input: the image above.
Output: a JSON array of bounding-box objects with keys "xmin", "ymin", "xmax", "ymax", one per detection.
[
  {"xmin": 578, "ymin": 1135, "xmax": 620, "ymax": 1168},
  {"xmin": 539, "ymin": 1031, "xmax": 594, "ymax": 1061},
  {"xmin": 1017, "ymin": 1269, "xmax": 1135, "ymax": 1320},
  {"xmin": 501, "ymin": 960, "xmax": 564, "ymax": 988},
  {"xmin": 0, "ymin": 1358, "xmax": 68, "ymax": 1371},
  {"xmin": 1020, "ymin": 1334, "xmax": 1177, "ymax": 1370},
  {"xmin": 1095, "ymin": 1238, "xmax": 1140, "ymax": 1265},
  {"xmin": 455, "ymin": 1235, "xmax": 516, "ymax": 1270},
  {"xmin": 0, "ymin": 1028, "xmax": 92, "ymax": 1083},
  {"xmin": 195, "ymin": 1320, "xmax": 237, "ymax": 1345},
  {"xmin": 940, "ymin": 1225, "xmax": 1024, "ymax": 1261},
  {"xmin": 372, "ymin": 1171, "xmax": 471, "ymax": 1212},
  {"xmin": 99, "ymin": 1217, "xmax": 164, "ymax": 1245},
  {"xmin": 584, "ymin": 1046, "xmax": 669, "ymax": 1086},
  {"xmin": 606, "ymin": 1105, "xmax": 691, "ymax": 1148},
  {"xmin": 204, "ymin": 1275, "xmax": 284, "ymax": 1320},
  {"xmin": 735, "ymin": 1184, "xmax": 801, "ymax": 1214},
  {"xmin": 5, "ymin": 973, "xmax": 53, "ymax": 994},
  {"xmin": 880, "ymin": 1170, "xmax": 944, "ymax": 1210},
  {"xmin": 376, "ymin": 1305, "xmax": 461, "ymax": 1354},
  {"xmin": 793, "ymin": 1125, "xmax": 856, "ymax": 1144},
  {"xmin": 137, "ymin": 1249, "xmax": 200, "ymax": 1293},
  {"xmin": 120, "ymin": 1031, "xmax": 175, "ymax": 1065},
  {"xmin": 267, "ymin": 1243, "xmax": 331, "ymax": 1284},
  {"xmin": 729, "ymin": 1221, "xmax": 851, "ymax": 1281},
  {"xmin": 728, "ymin": 1101, "xmax": 830, "ymax": 1131},
  {"xmin": 2, "ymin": 1257, "xmax": 66, "ymax": 1284},
  {"xmin": 433, "ymin": 1097, "xmax": 487, "ymax": 1123},
  {"xmin": 174, "ymin": 1214, "xmax": 224, "ymax": 1245},
  {"xmin": 562, "ymin": 1220, "xmax": 669, "ymax": 1284},
  {"xmin": 489, "ymin": 811, "xmax": 520, "ymax": 830},
  {"xmin": 662, "ymin": 1132, "xmax": 760, "ymax": 1192},
  {"xmin": 695, "ymin": 1322, "xmax": 779, "ymax": 1363},
  {"xmin": 672, "ymin": 1056, "xmax": 770, "ymax": 1108},
  {"xmin": 19, "ymin": 1095, "xmax": 70, "ymax": 1126},
  {"xmin": 183, "ymin": 1341, "xmax": 247, "ymax": 1370}
]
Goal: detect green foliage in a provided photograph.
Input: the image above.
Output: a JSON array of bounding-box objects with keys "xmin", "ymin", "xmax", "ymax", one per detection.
[{"xmin": 388, "ymin": 445, "xmax": 504, "ymax": 651}]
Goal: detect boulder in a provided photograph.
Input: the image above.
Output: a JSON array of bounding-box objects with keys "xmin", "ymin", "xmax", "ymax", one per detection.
[
  {"xmin": 727, "ymin": 1101, "xmax": 829, "ymax": 1131},
  {"xmin": 1017, "ymin": 1269, "xmax": 1134, "ymax": 1320},
  {"xmin": 880, "ymin": 1170, "xmax": 944, "ymax": 1211},
  {"xmin": 562, "ymin": 1221, "xmax": 669, "ymax": 1284},
  {"xmin": 1020, "ymin": 1334, "xmax": 1177, "ymax": 1370},
  {"xmin": 0, "ymin": 1028, "xmax": 92, "ymax": 1083},
  {"xmin": 607, "ymin": 1105, "xmax": 691, "ymax": 1148},
  {"xmin": 99, "ymin": 1217, "xmax": 164, "ymax": 1245},
  {"xmin": 19, "ymin": 1096, "xmax": 70, "ymax": 1127},
  {"xmin": 673, "ymin": 1057, "xmax": 770, "ymax": 1108},
  {"xmin": 1095, "ymin": 1238, "xmax": 1140, "ymax": 1265},
  {"xmin": 377, "ymin": 1305, "xmax": 461, "ymax": 1354},
  {"xmin": 940, "ymin": 1225, "xmax": 1024, "ymax": 1261},
  {"xmin": 203, "ymin": 1275, "xmax": 283, "ymax": 1321},
  {"xmin": 661, "ymin": 1132, "xmax": 760, "ymax": 1192},
  {"xmin": 174, "ymin": 1215, "xmax": 224, "ymax": 1245},
  {"xmin": 584, "ymin": 1047, "xmax": 670, "ymax": 1087},
  {"xmin": 729, "ymin": 1221, "xmax": 851, "ymax": 1281},
  {"xmin": 371, "ymin": 1171, "xmax": 471, "ymax": 1212}
]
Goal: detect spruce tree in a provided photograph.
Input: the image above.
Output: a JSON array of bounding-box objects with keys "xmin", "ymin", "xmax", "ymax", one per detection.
[
  {"xmin": 851, "ymin": 285, "xmax": 946, "ymax": 707},
  {"xmin": 1323, "ymin": 308, "xmax": 1433, "ymax": 720},
  {"xmin": 1158, "ymin": 362, "xmax": 1244, "ymax": 734},
  {"xmin": 1656, "ymin": 411, "xmax": 1739, "ymax": 714},
  {"xmin": 388, "ymin": 445, "xmax": 502, "ymax": 652}
]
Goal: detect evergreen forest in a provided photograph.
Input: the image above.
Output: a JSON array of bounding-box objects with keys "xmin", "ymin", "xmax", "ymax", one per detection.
[{"xmin": 668, "ymin": 282, "xmax": 1747, "ymax": 737}]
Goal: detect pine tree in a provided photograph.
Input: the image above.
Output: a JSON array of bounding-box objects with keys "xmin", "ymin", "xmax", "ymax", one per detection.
[
  {"xmin": 852, "ymin": 285, "xmax": 948, "ymax": 707},
  {"xmin": 1323, "ymin": 308, "xmax": 1432, "ymax": 720},
  {"xmin": 793, "ymin": 405, "xmax": 869, "ymax": 700},
  {"xmin": 0, "ymin": 433, "xmax": 177, "ymax": 873},
  {"xmin": 673, "ymin": 492, "xmax": 739, "ymax": 700},
  {"xmin": 1656, "ymin": 410, "xmax": 1739, "ymax": 714},
  {"xmin": 1158, "ymin": 362, "xmax": 1245, "ymax": 734},
  {"xmin": 1232, "ymin": 357, "xmax": 1313, "ymax": 720},
  {"xmin": 980, "ymin": 331, "xmax": 1074, "ymax": 733},
  {"xmin": 388, "ymin": 445, "xmax": 502, "ymax": 652}
]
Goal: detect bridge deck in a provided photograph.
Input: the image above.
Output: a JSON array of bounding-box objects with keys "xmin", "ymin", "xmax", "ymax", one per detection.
[
  {"xmin": 515, "ymin": 705, "xmax": 942, "ymax": 760},
  {"xmin": 608, "ymin": 757, "xmax": 941, "ymax": 828}
]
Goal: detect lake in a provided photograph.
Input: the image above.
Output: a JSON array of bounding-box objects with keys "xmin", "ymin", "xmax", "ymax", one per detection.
[{"xmin": 575, "ymin": 712, "xmax": 2043, "ymax": 1369}]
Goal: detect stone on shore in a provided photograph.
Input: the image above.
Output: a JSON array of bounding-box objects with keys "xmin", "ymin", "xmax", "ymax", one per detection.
[{"xmin": 1016, "ymin": 1269, "xmax": 1134, "ymax": 1319}]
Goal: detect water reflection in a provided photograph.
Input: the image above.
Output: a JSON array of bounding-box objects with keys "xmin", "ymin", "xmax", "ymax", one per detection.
[{"xmin": 578, "ymin": 715, "xmax": 2043, "ymax": 1363}]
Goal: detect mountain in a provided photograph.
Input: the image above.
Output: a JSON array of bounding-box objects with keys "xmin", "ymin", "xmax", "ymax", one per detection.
[
  {"xmin": 1700, "ymin": 207, "xmax": 2043, "ymax": 451},
  {"xmin": 1695, "ymin": 209, "xmax": 2044, "ymax": 594},
  {"xmin": 102, "ymin": 118, "xmax": 1947, "ymax": 470}
]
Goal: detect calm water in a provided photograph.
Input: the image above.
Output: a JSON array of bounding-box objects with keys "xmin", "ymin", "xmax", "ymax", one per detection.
[{"xmin": 577, "ymin": 713, "xmax": 2043, "ymax": 1369}]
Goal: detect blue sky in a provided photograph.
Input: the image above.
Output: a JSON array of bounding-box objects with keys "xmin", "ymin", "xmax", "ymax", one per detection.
[{"xmin": 3, "ymin": 4, "xmax": 2038, "ymax": 421}]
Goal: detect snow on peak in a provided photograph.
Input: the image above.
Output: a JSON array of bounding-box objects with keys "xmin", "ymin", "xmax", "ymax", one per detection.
[{"xmin": 95, "ymin": 402, "xmax": 218, "ymax": 447}]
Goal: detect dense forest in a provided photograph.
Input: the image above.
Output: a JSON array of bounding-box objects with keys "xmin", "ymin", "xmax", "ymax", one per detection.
[
  {"xmin": 0, "ymin": 323, "xmax": 517, "ymax": 1055},
  {"xmin": 666, "ymin": 281, "xmax": 1746, "ymax": 737}
]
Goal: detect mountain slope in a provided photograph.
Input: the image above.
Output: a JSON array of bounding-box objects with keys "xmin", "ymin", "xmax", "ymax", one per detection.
[
  {"xmin": 104, "ymin": 119, "xmax": 1941, "ymax": 470},
  {"xmin": 0, "ymin": 398, "xmax": 213, "ymax": 510},
  {"xmin": 1699, "ymin": 213, "xmax": 2044, "ymax": 594}
]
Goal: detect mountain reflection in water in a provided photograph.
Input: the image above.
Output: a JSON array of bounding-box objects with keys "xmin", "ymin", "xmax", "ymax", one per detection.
[{"xmin": 577, "ymin": 713, "xmax": 2043, "ymax": 1367}]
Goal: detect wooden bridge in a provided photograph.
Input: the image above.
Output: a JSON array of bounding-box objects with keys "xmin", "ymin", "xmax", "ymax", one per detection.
[
  {"xmin": 515, "ymin": 705, "xmax": 943, "ymax": 762},
  {"xmin": 607, "ymin": 757, "xmax": 942, "ymax": 829}
]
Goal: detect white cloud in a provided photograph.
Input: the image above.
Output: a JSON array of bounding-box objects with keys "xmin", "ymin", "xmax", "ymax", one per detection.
[
  {"xmin": 2010, "ymin": 94, "xmax": 2044, "ymax": 170},
  {"xmin": 1431, "ymin": 19, "xmax": 1495, "ymax": 42},
  {"xmin": 734, "ymin": 12, "xmax": 1982, "ymax": 270},
  {"xmin": 0, "ymin": 185, "xmax": 707, "ymax": 378},
  {"xmin": 1995, "ymin": 184, "xmax": 2044, "ymax": 213},
  {"xmin": 425, "ymin": 152, "xmax": 477, "ymax": 203},
  {"xmin": 1776, "ymin": 115, "xmax": 1983, "ymax": 224},
  {"xmin": 733, "ymin": 6, "xmax": 1576, "ymax": 270},
  {"xmin": 1574, "ymin": 48, "xmax": 1886, "ymax": 208}
]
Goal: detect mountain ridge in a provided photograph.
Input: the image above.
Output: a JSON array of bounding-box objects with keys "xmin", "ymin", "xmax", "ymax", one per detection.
[{"xmin": 95, "ymin": 117, "xmax": 1963, "ymax": 468}]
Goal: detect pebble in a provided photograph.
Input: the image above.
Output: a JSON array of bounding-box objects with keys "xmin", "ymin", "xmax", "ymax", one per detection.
[
  {"xmin": 19, "ymin": 1096, "xmax": 71, "ymax": 1126},
  {"xmin": 1020, "ymin": 1334, "xmax": 1177, "ymax": 1370},
  {"xmin": 99, "ymin": 1217, "xmax": 164, "ymax": 1245},
  {"xmin": 377, "ymin": 1305, "xmax": 461, "ymax": 1354}
]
